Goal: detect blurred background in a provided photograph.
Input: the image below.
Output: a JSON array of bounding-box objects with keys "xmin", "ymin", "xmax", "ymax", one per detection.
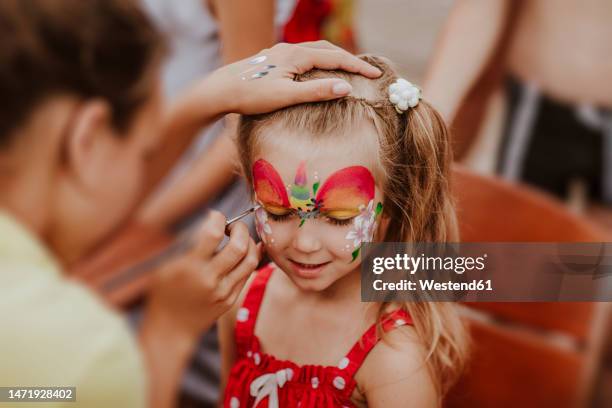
[
  {"xmin": 358, "ymin": 1, "xmax": 612, "ymax": 407},
  {"xmin": 358, "ymin": 0, "xmax": 453, "ymax": 81},
  {"xmin": 75, "ymin": 0, "xmax": 612, "ymax": 407}
]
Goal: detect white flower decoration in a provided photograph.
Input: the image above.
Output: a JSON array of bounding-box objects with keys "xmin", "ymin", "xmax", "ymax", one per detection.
[
  {"xmin": 254, "ymin": 207, "xmax": 272, "ymax": 243},
  {"xmin": 345, "ymin": 200, "xmax": 377, "ymax": 249},
  {"xmin": 388, "ymin": 78, "xmax": 421, "ymax": 113}
]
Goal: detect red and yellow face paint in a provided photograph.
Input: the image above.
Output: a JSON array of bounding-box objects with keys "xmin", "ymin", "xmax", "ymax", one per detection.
[{"xmin": 252, "ymin": 159, "xmax": 383, "ymax": 260}]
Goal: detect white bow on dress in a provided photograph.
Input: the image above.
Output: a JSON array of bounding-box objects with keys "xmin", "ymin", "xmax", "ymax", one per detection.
[{"xmin": 250, "ymin": 368, "xmax": 294, "ymax": 408}]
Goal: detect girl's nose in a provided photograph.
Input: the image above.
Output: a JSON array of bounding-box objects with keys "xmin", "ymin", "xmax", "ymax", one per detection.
[{"xmin": 291, "ymin": 221, "xmax": 322, "ymax": 253}]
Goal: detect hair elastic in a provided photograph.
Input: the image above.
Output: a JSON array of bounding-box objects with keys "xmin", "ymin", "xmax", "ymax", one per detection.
[{"xmin": 388, "ymin": 78, "xmax": 421, "ymax": 113}]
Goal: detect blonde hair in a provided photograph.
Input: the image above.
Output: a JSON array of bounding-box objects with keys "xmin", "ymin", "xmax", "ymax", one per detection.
[{"xmin": 237, "ymin": 55, "xmax": 469, "ymax": 397}]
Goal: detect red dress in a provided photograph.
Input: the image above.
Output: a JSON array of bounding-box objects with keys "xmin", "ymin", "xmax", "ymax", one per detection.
[{"xmin": 223, "ymin": 263, "xmax": 413, "ymax": 408}]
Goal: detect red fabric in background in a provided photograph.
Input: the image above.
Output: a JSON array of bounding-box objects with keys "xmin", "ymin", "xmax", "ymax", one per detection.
[{"xmin": 283, "ymin": 0, "xmax": 332, "ymax": 43}]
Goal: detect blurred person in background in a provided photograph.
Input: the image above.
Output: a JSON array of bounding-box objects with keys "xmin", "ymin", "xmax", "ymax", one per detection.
[
  {"xmin": 136, "ymin": 0, "xmax": 360, "ymax": 239},
  {"xmin": 0, "ymin": 0, "xmax": 381, "ymax": 406},
  {"xmin": 424, "ymin": 0, "xmax": 612, "ymax": 207},
  {"xmin": 135, "ymin": 1, "xmax": 296, "ymax": 405},
  {"xmin": 137, "ymin": 0, "xmax": 297, "ymax": 232},
  {"xmin": 283, "ymin": 0, "xmax": 357, "ymax": 52}
]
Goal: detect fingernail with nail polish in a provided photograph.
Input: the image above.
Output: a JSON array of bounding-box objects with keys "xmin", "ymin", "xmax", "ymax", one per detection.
[{"xmin": 332, "ymin": 81, "xmax": 352, "ymax": 95}]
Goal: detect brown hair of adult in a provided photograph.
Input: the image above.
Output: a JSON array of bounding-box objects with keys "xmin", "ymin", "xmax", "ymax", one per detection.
[
  {"xmin": 237, "ymin": 55, "xmax": 469, "ymax": 397},
  {"xmin": 0, "ymin": 0, "xmax": 166, "ymax": 148}
]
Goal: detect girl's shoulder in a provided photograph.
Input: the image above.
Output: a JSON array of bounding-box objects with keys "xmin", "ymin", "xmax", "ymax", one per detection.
[{"xmin": 355, "ymin": 324, "xmax": 438, "ymax": 406}]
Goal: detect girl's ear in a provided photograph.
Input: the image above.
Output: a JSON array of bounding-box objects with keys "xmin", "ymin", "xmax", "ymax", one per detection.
[{"xmin": 62, "ymin": 99, "xmax": 113, "ymax": 186}]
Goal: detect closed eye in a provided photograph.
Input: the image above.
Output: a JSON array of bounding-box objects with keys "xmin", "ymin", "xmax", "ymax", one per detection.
[
  {"xmin": 265, "ymin": 209, "xmax": 296, "ymax": 222},
  {"xmin": 325, "ymin": 216, "xmax": 354, "ymax": 226},
  {"xmin": 322, "ymin": 209, "xmax": 359, "ymax": 226},
  {"xmin": 261, "ymin": 203, "xmax": 292, "ymax": 216}
]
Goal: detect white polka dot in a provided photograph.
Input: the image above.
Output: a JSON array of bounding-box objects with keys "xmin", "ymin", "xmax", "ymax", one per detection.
[
  {"xmin": 333, "ymin": 376, "xmax": 346, "ymax": 390},
  {"xmin": 395, "ymin": 319, "xmax": 406, "ymax": 327},
  {"xmin": 230, "ymin": 397, "xmax": 240, "ymax": 408},
  {"xmin": 236, "ymin": 308, "xmax": 250, "ymax": 322},
  {"xmin": 247, "ymin": 351, "xmax": 253, "ymax": 358},
  {"xmin": 311, "ymin": 376, "xmax": 319, "ymax": 389},
  {"xmin": 338, "ymin": 357, "xmax": 350, "ymax": 369},
  {"xmin": 253, "ymin": 352, "xmax": 261, "ymax": 365}
]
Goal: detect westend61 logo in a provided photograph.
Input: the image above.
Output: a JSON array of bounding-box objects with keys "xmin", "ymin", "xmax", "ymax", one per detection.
[{"xmin": 360, "ymin": 242, "xmax": 612, "ymax": 302}]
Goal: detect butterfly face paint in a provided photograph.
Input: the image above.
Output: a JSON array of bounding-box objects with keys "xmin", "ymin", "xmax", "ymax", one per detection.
[
  {"xmin": 252, "ymin": 158, "xmax": 382, "ymax": 260},
  {"xmin": 253, "ymin": 159, "xmax": 291, "ymax": 210},
  {"xmin": 289, "ymin": 161, "xmax": 312, "ymax": 209}
]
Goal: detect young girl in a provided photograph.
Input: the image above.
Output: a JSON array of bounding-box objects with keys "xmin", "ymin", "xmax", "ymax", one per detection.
[{"xmin": 219, "ymin": 56, "xmax": 469, "ymax": 407}]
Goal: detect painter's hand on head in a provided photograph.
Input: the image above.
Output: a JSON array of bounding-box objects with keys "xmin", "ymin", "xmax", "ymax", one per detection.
[
  {"xmin": 199, "ymin": 41, "xmax": 382, "ymax": 115},
  {"xmin": 145, "ymin": 211, "xmax": 260, "ymax": 339}
]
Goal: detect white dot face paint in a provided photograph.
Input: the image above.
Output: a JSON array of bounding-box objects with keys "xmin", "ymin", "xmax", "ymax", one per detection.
[{"xmin": 254, "ymin": 206, "xmax": 273, "ymax": 245}]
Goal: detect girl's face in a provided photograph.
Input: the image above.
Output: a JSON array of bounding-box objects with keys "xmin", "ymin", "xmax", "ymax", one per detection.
[{"xmin": 252, "ymin": 124, "xmax": 384, "ymax": 292}]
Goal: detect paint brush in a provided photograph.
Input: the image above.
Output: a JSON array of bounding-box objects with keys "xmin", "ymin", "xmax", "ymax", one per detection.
[
  {"xmin": 224, "ymin": 204, "xmax": 261, "ymax": 233},
  {"xmin": 102, "ymin": 205, "xmax": 261, "ymax": 293}
]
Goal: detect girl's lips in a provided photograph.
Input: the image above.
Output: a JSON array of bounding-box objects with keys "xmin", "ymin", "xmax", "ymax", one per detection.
[{"xmin": 288, "ymin": 259, "xmax": 331, "ymax": 278}]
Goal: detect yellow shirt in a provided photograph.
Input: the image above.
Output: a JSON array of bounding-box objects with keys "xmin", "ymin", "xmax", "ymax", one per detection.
[{"xmin": 0, "ymin": 212, "xmax": 146, "ymax": 408}]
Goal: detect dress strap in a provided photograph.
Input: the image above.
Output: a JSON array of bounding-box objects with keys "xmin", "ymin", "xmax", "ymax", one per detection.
[
  {"xmin": 235, "ymin": 263, "xmax": 275, "ymax": 356},
  {"xmin": 339, "ymin": 309, "xmax": 413, "ymax": 381}
]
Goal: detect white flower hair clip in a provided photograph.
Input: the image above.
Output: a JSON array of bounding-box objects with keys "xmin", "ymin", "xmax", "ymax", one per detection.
[{"xmin": 388, "ymin": 78, "xmax": 421, "ymax": 113}]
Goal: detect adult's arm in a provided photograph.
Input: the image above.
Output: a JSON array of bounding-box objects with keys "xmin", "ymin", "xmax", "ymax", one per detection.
[
  {"xmin": 137, "ymin": 0, "xmax": 276, "ymax": 228},
  {"xmin": 141, "ymin": 41, "xmax": 382, "ymax": 199},
  {"xmin": 423, "ymin": 0, "xmax": 510, "ymax": 142},
  {"xmin": 211, "ymin": 0, "xmax": 276, "ymax": 63},
  {"xmin": 138, "ymin": 134, "xmax": 238, "ymax": 228}
]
